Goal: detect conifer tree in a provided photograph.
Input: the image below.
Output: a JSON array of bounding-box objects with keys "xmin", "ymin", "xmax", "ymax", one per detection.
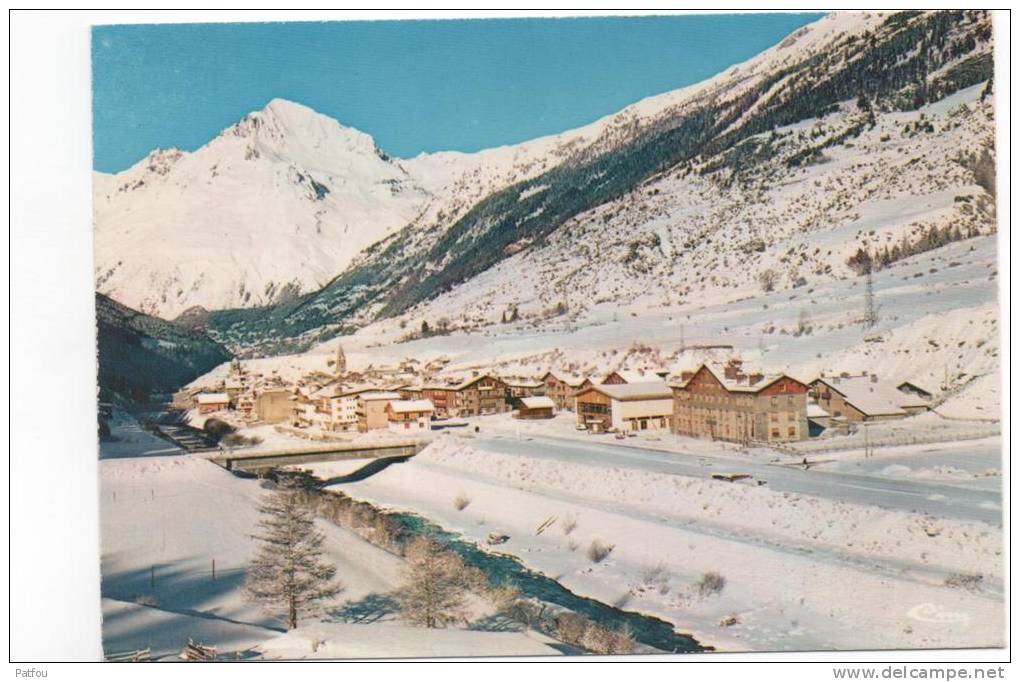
[{"xmin": 244, "ymin": 478, "xmax": 341, "ymax": 630}]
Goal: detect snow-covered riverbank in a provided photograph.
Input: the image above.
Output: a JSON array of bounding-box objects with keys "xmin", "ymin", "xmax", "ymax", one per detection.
[
  {"xmin": 324, "ymin": 438, "xmax": 1004, "ymax": 653},
  {"xmin": 99, "ymin": 452, "xmax": 565, "ymax": 659}
]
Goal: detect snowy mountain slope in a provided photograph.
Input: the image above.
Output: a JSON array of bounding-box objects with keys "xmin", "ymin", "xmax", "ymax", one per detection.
[
  {"xmin": 94, "ymin": 99, "xmax": 438, "ymax": 318},
  {"xmin": 193, "ymin": 10, "xmax": 993, "ymax": 355},
  {"xmin": 95, "ymin": 292, "xmax": 231, "ymax": 400},
  {"xmin": 94, "ymin": 94, "xmax": 637, "ymax": 320},
  {"xmin": 95, "ymin": 13, "xmax": 892, "ymax": 323},
  {"xmin": 391, "ymin": 83, "xmax": 995, "ymax": 337}
]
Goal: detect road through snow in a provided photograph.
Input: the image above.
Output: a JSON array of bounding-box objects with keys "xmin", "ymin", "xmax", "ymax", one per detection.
[{"xmin": 469, "ymin": 433, "xmax": 1003, "ymax": 525}]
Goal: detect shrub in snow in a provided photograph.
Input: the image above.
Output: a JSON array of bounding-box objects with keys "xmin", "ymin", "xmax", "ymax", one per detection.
[
  {"xmin": 610, "ymin": 625, "xmax": 637, "ymax": 655},
  {"xmin": 555, "ymin": 612, "xmax": 636, "ymax": 654},
  {"xmin": 554, "ymin": 613, "xmax": 589, "ymax": 645},
  {"xmin": 579, "ymin": 622, "xmax": 620, "ymax": 654},
  {"xmin": 202, "ymin": 417, "xmax": 236, "ymax": 442},
  {"xmin": 944, "ymin": 572, "xmax": 983, "ymax": 591},
  {"xmin": 641, "ymin": 562, "xmax": 670, "ymax": 586},
  {"xmin": 586, "ymin": 539, "xmax": 615, "ymax": 564},
  {"xmin": 560, "ymin": 515, "xmax": 578, "ymax": 535},
  {"xmin": 133, "ymin": 594, "xmax": 158, "ymax": 607},
  {"xmin": 453, "ymin": 493, "xmax": 471, "ymax": 511},
  {"xmin": 696, "ymin": 571, "xmax": 727, "ymax": 597},
  {"xmin": 759, "ymin": 269, "xmax": 779, "ymax": 292},
  {"xmin": 221, "ymin": 432, "xmax": 262, "ymax": 447},
  {"xmin": 488, "ymin": 581, "xmax": 523, "ymax": 616}
]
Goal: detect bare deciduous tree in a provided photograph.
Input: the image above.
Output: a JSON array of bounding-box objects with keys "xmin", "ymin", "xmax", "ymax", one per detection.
[
  {"xmin": 244, "ymin": 478, "xmax": 341, "ymax": 630},
  {"xmin": 397, "ymin": 536, "xmax": 469, "ymax": 628}
]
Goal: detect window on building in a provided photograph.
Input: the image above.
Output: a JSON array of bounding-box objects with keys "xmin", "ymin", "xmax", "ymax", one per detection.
[{"xmin": 788, "ymin": 426, "xmax": 796, "ymax": 437}]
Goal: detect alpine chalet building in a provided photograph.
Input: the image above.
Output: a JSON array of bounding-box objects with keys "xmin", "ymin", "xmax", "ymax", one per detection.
[{"xmin": 671, "ymin": 362, "xmax": 809, "ymax": 443}]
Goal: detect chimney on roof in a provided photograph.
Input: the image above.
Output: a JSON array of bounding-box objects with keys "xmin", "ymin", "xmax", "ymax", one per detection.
[
  {"xmin": 840, "ymin": 371, "xmax": 850, "ymax": 379},
  {"xmin": 749, "ymin": 372, "xmax": 764, "ymax": 385},
  {"xmin": 871, "ymin": 374, "xmax": 878, "ymax": 383}
]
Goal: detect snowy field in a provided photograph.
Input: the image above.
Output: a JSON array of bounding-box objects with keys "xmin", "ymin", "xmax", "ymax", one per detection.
[
  {"xmin": 322, "ymin": 438, "xmax": 1004, "ymax": 653},
  {"xmin": 98, "ymin": 417, "xmax": 565, "ymax": 659}
]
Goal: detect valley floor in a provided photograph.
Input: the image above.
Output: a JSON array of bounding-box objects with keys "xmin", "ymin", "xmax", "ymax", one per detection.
[
  {"xmin": 100, "ymin": 391, "xmax": 1004, "ymax": 657},
  {"xmin": 314, "ymin": 430, "xmax": 1004, "ymax": 653},
  {"xmin": 99, "ymin": 412, "xmax": 565, "ymax": 660}
]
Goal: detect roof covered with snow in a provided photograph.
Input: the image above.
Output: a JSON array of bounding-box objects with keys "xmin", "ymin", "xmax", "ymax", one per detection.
[
  {"xmin": 604, "ymin": 370, "xmax": 665, "ymax": 384},
  {"xmin": 590, "ymin": 381, "xmax": 672, "ymax": 401},
  {"xmin": 359, "ymin": 391, "xmax": 403, "ymax": 401},
  {"xmin": 543, "ymin": 371, "xmax": 588, "ymax": 387},
  {"xmin": 670, "ymin": 364, "xmax": 798, "ymax": 395},
  {"xmin": 453, "ymin": 374, "xmax": 503, "ymax": 390},
  {"xmin": 388, "ymin": 399, "xmax": 435, "ymax": 413},
  {"xmin": 315, "ymin": 383, "xmax": 381, "ymax": 399},
  {"xmin": 815, "ymin": 376, "xmax": 910, "ymax": 417},
  {"xmin": 196, "ymin": 392, "xmax": 229, "ymax": 404},
  {"xmin": 520, "ymin": 396, "xmax": 556, "ymax": 409},
  {"xmin": 807, "ymin": 402, "xmax": 830, "ymax": 418},
  {"xmin": 505, "ymin": 379, "xmax": 544, "ymax": 388}
]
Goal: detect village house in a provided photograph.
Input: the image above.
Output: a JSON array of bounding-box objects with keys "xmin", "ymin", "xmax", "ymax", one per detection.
[
  {"xmin": 291, "ymin": 388, "xmax": 320, "ymax": 428},
  {"xmin": 399, "ymin": 385, "xmax": 424, "ymax": 400},
  {"xmin": 328, "ymin": 388, "xmax": 364, "ymax": 431},
  {"xmin": 357, "ymin": 391, "xmax": 403, "ymax": 432},
  {"xmin": 416, "ymin": 386, "xmax": 456, "ymax": 419},
  {"xmin": 386, "ymin": 399, "xmax": 435, "ymax": 432},
  {"xmin": 222, "ymin": 376, "xmax": 245, "ymax": 401},
  {"xmin": 235, "ymin": 390, "xmax": 257, "ymax": 421},
  {"xmin": 601, "ymin": 369, "xmax": 669, "ymax": 385},
  {"xmin": 810, "ymin": 373, "xmax": 931, "ymax": 423},
  {"xmin": 292, "ymin": 384, "xmax": 370, "ymax": 432},
  {"xmin": 256, "ymin": 388, "xmax": 296, "ymax": 424},
  {"xmin": 541, "ymin": 371, "xmax": 591, "ymax": 411},
  {"xmin": 515, "ymin": 395, "xmax": 556, "ymax": 420},
  {"xmin": 671, "ymin": 362, "xmax": 810, "ymax": 443},
  {"xmin": 575, "ymin": 382, "xmax": 673, "ymax": 433},
  {"xmin": 504, "ymin": 378, "xmax": 545, "ymax": 403},
  {"xmin": 195, "ymin": 392, "xmax": 230, "ymax": 414},
  {"xmin": 171, "ymin": 387, "xmax": 202, "ymax": 410},
  {"xmin": 449, "ymin": 374, "xmax": 510, "ymax": 417}
]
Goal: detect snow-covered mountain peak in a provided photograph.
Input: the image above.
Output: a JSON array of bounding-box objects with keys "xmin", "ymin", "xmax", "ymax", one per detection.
[
  {"xmin": 94, "ymin": 99, "xmax": 432, "ymax": 318},
  {"xmin": 94, "ymin": 10, "xmax": 994, "ymax": 329},
  {"xmin": 215, "ymin": 98, "xmax": 389, "ymax": 174}
]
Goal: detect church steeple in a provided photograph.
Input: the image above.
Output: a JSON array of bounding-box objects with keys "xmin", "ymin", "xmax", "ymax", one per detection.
[{"xmin": 335, "ymin": 343, "xmax": 346, "ymax": 377}]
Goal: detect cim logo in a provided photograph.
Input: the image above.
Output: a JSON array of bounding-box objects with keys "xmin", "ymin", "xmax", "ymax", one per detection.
[{"xmin": 907, "ymin": 603, "xmax": 970, "ymax": 624}]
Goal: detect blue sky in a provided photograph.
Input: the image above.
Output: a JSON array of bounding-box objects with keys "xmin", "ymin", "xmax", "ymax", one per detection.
[{"xmin": 92, "ymin": 13, "xmax": 824, "ymax": 173}]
